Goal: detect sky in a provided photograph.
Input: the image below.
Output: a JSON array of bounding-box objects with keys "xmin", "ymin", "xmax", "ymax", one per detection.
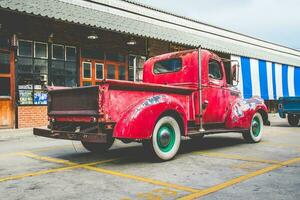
[{"xmin": 134, "ymin": 0, "xmax": 300, "ymax": 50}]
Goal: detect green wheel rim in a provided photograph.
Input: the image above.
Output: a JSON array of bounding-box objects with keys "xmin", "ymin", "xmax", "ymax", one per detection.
[
  {"xmin": 157, "ymin": 123, "xmax": 176, "ymax": 152},
  {"xmin": 251, "ymin": 116, "xmax": 261, "ymax": 137}
]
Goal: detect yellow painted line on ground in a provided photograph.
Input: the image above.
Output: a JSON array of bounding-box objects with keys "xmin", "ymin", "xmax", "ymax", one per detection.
[
  {"xmin": 30, "ymin": 144, "xmax": 80, "ymax": 153},
  {"xmin": 17, "ymin": 151, "xmax": 76, "ymax": 165},
  {"xmin": 231, "ymin": 161, "xmax": 265, "ymax": 171},
  {"xmin": 0, "ymin": 158, "xmax": 119, "ymax": 183},
  {"xmin": 20, "ymin": 152, "xmax": 199, "ymax": 193},
  {"xmin": 178, "ymin": 156, "xmax": 300, "ymax": 200},
  {"xmin": 193, "ymin": 151, "xmax": 280, "ymax": 164},
  {"xmin": 0, "ymin": 152, "xmax": 22, "ymax": 158},
  {"xmin": 83, "ymin": 165, "xmax": 199, "ymax": 193},
  {"xmin": 0, "ymin": 144, "xmax": 81, "ymax": 158}
]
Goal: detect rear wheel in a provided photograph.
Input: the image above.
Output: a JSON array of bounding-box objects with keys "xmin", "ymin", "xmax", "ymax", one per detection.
[
  {"xmin": 287, "ymin": 114, "xmax": 299, "ymax": 127},
  {"xmin": 243, "ymin": 113, "xmax": 263, "ymax": 143},
  {"xmin": 143, "ymin": 116, "xmax": 181, "ymax": 161},
  {"xmin": 81, "ymin": 134, "xmax": 115, "ymax": 153}
]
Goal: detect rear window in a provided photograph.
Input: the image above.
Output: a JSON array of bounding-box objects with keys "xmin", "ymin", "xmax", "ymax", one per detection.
[
  {"xmin": 209, "ymin": 60, "xmax": 223, "ymax": 80},
  {"xmin": 154, "ymin": 58, "xmax": 182, "ymax": 74}
]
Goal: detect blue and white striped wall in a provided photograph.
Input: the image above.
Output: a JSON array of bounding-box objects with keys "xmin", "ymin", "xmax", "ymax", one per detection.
[{"xmin": 231, "ymin": 55, "xmax": 300, "ymax": 100}]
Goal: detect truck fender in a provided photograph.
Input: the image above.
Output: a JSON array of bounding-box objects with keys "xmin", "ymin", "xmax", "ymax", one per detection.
[
  {"xmin": 113, "ymin": 94, "xmax": 187, "ymax": 139},
  {"xmin": 225, "ymin": 97, "xmax": 269, "ymax": 129}
]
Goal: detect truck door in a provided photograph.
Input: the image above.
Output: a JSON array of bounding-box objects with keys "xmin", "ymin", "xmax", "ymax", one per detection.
[{"xmin": 203, "ymin": 59, "xmax": 228, "ymax": 124}]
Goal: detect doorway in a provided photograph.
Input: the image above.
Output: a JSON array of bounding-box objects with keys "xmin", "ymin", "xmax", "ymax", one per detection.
[
  {"xmin": 80, "ymin": 58, "xmax": 128, "ymax": 86},
  {"xmin": 0, "ymin": 49, "xmax": 15, "ymax": 128},
  {"xmin": 128, "ymin": 55, "xmax": 146, "ymax": 82}
]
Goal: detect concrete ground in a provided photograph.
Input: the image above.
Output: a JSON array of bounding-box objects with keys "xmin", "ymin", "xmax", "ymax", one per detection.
[{"xmin": 0, "ymin": 114, "xmax": 299, "ymax": 200}]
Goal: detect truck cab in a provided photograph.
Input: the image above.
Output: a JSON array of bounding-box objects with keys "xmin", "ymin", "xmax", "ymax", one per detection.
[
  {"xmin": 34, "ymin": 49, "xmax": 270, "ymax": 161},
  {"xmin": 143, "ymin": 50, "xmax": 266, "ymax": 127}
]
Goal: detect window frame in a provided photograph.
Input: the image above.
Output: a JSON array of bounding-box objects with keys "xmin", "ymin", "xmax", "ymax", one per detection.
[
  {"xmin": 208, "ymin": 59, "xmax": 223, "ymax": 81},
  {"xmin": 51, "ymin": 44, "xmax": 65, "ymax": 60},
  {"xmin": 153, "ymin": 58, "xmax": 182, "ymax": 75},
  {"xmin": 0, "ymin": 77, "xmax": 11, "ymax": 97},
  {"xmin": 118, "ymin": 65, "xmax": 126, "ymax": 80},
  {"xmin": 65, "ymin": 46, "xmax": 77, "ymax": 61},
  {"xmin": 82, "ymin": 61, "xmax": 92, "ymax": 79},
  {"xmin": 95, "ymin": 63, "xmax": 104, "ymax": 80},
  {"xmin": 17, "ymin": 39, "xmax": 33, "ymax": 57},
  {"xmin": 106, "ymin": 63, "xmax": 116, "ymax": 79},
  {"xmin": 34, "ymin": 41, "xmax": 48, "ymax": 59}
]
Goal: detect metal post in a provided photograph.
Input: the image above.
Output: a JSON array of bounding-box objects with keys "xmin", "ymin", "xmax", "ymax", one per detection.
[{"xmin": 198, "ymin": 46, "xmax": 205, "ymax": 132}]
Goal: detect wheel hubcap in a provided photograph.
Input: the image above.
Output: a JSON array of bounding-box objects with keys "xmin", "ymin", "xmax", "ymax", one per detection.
[
  {"xmin": 252, "ymin": 117, "xmax": 261, "ymax": 137},
  {"xmin": 157, "ymin": 123, "xmax": 175, "ymax": 152}
]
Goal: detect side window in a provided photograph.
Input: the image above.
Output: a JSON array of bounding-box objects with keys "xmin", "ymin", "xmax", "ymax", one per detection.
[
  {"xmin": 154, "ymin": 58, "xmax": 182, "ymax": 74},
  {"xmin": 209, "ymin": 60, "xmax": 223, "ymax": 80}
]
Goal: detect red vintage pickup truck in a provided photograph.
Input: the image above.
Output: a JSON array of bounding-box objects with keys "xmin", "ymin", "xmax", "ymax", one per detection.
[{"xmin": 34, "ymin": 48, "xmax": 270, "ymax": 161}]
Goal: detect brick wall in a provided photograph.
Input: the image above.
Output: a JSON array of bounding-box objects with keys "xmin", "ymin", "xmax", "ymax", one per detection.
[{"xmin": 18, "ymin": 106, "xmax": 48, "ymax": 128}]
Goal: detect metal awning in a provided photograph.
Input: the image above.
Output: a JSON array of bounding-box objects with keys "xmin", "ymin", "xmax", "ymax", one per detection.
[{"xmin": 1, "ymin": 0, "xmax": 300, "ymax": 66}]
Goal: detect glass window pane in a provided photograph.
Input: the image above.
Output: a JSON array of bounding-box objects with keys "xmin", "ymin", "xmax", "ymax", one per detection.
[
  {"xmin": 154, "ymin": 58, "xmax": 182, "ymax": 74},
  {"xmin": 51, "ymin": 75, "xmax": 65, "ymax": 86},
  {"xmin": 209, "ymin": 60, "xmax": 223, "ymax": 80},
  {"xmin": 106, "ymin": 53, "xmax": 125, "ymax": 62},
  {"xmin": 81, "ymin": 48, "xmax": 104, "ymax": 60},
  {"xmin": 19, "ymin": 40, "xmax": 32, "ymax": 57},
  {"xmin": 51, "ymin": 60, "xmax": 65, "ymax": 75},
  {"xmin": 65, "ymin": 76, "xmax": 77, "ymax": 87},
  {"xmin": 35, "ymin": 42, "xmax": 47, "ymax": 58},
  {"xmin": 65, "ymin": 61, "xmax": 76, "ymax": 76},
  {"xmin": 17, "ymin": 74, "xmax": 33, "ymax": 88},
  {"xmin": 118, "ymin": 65, "xmax": 126, "ymax": 80},
  {"xmin": 83, "ymin": 81, "xmax": 91, "ymax": 86},
  {"xmin": 52, "ymin": 44, "xmax": 64, "ymax": 60},
  {"xmin": 0, "ymin": 52, "xmax": 10, "ymax": 74},
  {"xmin": 66, "ymin": 47, "xmax": 76, "ymax": 61},
  {"xmin": 0, "ymin": 77, "xmax": 10, "ymax": 96},
  {"xmin": 83, "ymin": 62, "xmax": 91, "ymax": 79},
  {"xmin": 107, "ymin": 64, "xmax": 115, "ymax": 79},
  {"xmin": 0, "ymin": 37, "xmax": 9, "ymax": 49},
  {"xmin": 34, "ymin": 59, "xmax": 48, "ymax": 74},
  {"xmin": 96, "ymin": 63, "xmax": 103, "ymax": 79},
  {"xmin": 17, "ymin": 57, "xmax": 33, "ymax": 73},
  {"xmin": 33, "ymin": 74, "xmax": 48, "ymax": 88}
]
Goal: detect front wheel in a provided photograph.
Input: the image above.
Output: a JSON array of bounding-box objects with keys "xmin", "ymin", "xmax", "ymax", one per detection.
[
  {"xmin": 287, "ymin": 114, "xmax": 299, "ymax": 127},
  {"xmin": 81, "ymin": 134, "xmax": 115, "ymax": 153},
  {"xmin": 243, "ymin": 112, "xmax": 263, "ymax": 143},
  {"xmin": 143, "ymin": 116, "xmax": 181, "ymax": 161}
]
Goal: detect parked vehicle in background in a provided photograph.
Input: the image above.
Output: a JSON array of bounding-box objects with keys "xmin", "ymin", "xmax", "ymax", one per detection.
[
  {"xmin": 278, "ymin": 97, "xmax": 300, "ymax": 126},
  {"xmin": 34, "ymin": 48, "xmax": 270, "ymax": 161}
]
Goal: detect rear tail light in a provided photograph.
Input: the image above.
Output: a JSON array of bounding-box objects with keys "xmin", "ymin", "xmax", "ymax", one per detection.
[
  {"xmin": 91, "ymin": 117, "xmax": 97, "ymax": 123},
  {"xmin": 48, "ymin": 117, "xmax": 55, "ymax": 122}
]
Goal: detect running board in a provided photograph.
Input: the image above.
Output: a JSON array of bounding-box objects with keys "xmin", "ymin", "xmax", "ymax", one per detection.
[{"xmin": 188, "ymin": 128, "xmax": 248, "ymax": 136}]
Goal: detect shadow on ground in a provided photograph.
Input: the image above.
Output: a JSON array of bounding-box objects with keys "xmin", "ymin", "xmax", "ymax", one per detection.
[{"xmin": 53, "ymin": 135, "xmax": 246, "ymax": 164}]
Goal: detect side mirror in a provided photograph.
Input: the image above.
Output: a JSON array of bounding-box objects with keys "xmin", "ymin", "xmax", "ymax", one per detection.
[
  {"xmin": 231, "ymin": 64, "xmax": 237, "ymax": 81},
  {"xmin": 231, "ymin": 62, "xmax": 240, "ymax": 86}
]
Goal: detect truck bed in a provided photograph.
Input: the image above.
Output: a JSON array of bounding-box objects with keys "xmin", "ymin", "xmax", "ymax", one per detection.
[
  {"xmin": 48, "ymin": 80, "xmax": 196, "ymax": 120},
  {"xmin": 278, "ymin": 97, "xmax": 300, "ymax": 116}
]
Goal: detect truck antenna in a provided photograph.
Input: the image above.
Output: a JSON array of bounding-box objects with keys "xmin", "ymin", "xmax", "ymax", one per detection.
[{"xmin": 198, "ymin": 46, "xmax": 205, "ymax": 132}]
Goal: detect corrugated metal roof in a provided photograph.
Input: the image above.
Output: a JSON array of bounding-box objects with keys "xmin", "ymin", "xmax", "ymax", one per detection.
[{"xmin": 1, "ymin": 0, "xmax": 300, "ymax": 66}]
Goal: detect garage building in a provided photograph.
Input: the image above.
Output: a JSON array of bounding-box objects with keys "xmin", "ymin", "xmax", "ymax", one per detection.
[{"xmin": 0, "ymin": 0, "xmax": 299, "ymax": 129}]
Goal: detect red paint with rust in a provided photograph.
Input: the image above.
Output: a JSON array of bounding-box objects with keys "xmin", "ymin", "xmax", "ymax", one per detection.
[{"xmin": 46, "ymin": 50, "xmax": 269, "ymax": 140}]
